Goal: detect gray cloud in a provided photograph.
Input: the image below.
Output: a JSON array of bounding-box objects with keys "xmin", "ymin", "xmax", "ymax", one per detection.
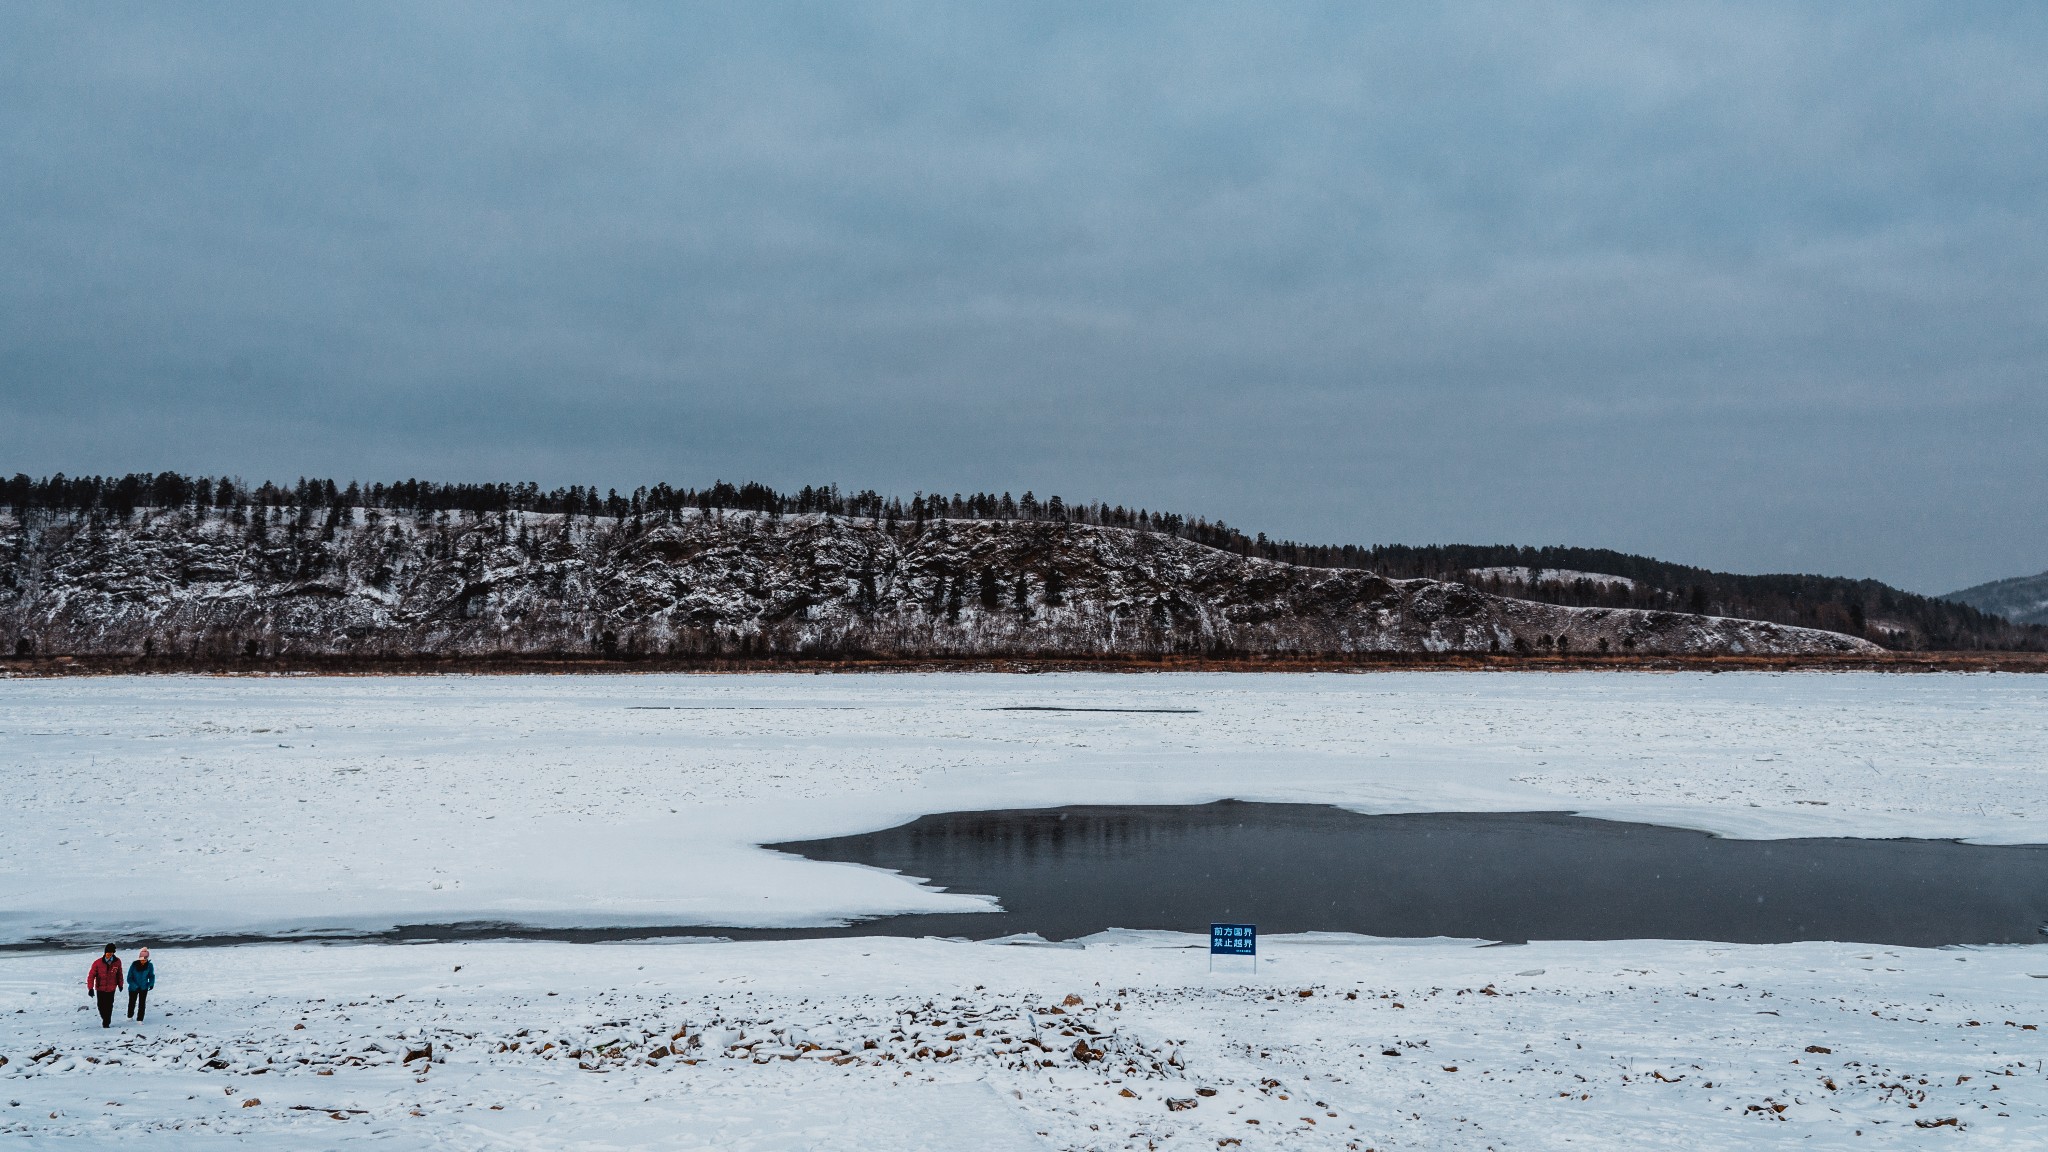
[{"xmin": 3, "ymin": 2, "xmax": 2045, "ymax": 591}]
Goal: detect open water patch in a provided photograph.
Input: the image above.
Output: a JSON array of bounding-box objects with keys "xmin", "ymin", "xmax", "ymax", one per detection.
[
  {"xmin": 14, "ymin": 803, "xmax": 2046, "ymax": 951},
  {"xmin": 773, "ymin": 802, "xmax": 2048, "ymax": 948}
]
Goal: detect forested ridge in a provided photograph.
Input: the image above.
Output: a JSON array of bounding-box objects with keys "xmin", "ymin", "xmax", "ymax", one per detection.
[{"xmin": 3, "ymin": 471, "xmax": 2031, "ymax": 652}]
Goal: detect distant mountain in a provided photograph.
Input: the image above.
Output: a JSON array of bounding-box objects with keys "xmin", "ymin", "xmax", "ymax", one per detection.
[{"xmin": 1942, "ymin": 570, "xmax": 2048, "ymax": 627}]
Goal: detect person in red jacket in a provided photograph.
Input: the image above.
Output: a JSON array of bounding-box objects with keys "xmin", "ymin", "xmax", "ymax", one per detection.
[{"xmin": 87, "ymin": 945, "xmax": 124, "ymax": 1028}]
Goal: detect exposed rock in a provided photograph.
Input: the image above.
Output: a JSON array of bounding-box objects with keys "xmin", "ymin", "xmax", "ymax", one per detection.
[{"xmin": 0, "ymin": 506, "xmax": 1879, "ymax": 660}]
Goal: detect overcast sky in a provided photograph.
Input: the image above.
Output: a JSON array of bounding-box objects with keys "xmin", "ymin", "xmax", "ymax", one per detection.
[{"xmin": 3, "ymin": 3, "xmax": 2044, "ymax": 592}]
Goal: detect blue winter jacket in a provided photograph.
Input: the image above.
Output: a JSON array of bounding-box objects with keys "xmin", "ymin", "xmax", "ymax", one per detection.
[{"xmin": 127, "ymin": 959, "xmax": 155, "ymax": 992}]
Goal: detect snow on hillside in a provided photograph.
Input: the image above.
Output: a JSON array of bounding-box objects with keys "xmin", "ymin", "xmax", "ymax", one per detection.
[
  {"xmin": 1945, "ymin": 569, "xmax": 2048, "ymax": 627},
  {"xmin": 1467, "ymin": 566, "xmax": 1637, "ymax": 591},
  {"xmin": 2, "ymin": 673, "xmax": 2043, "ymax": 947},
  {"xmin": 0, "ymin": 507, "xmax": 1878, "ymax": 659}
]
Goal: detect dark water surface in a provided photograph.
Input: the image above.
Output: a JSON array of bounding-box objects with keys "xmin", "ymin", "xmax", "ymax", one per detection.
[
  {"xmin": 15, "ymin": 803, "xmax": 2044, "ymax": 951},
  {"xmin": 772, "ymin": 802, "xmax": 2048, "ymax": 947}
]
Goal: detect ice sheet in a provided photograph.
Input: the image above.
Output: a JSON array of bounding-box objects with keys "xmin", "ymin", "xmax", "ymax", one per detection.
[{"xmin": 2, "ymin": 671, "xmax": 2044, "ymax": 943}]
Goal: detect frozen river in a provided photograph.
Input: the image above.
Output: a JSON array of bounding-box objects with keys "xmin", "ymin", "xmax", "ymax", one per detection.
[
  {"xmin": 3, "ymin": 671, "xmax": 2047, "ymax": 1148},
  {"xmin": 3, "ymin": 671, "xmax": 2047, "ymax": 945}
]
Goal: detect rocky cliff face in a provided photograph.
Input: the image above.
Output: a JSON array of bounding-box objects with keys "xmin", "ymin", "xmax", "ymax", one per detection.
[{"xmin": 0, "ymin": 506, "xmax": 1880, "ymax": 660}]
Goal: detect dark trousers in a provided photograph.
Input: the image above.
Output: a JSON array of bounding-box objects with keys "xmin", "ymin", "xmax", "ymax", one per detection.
[
  {"xmin": 127, "ymin": 989, "xmax": 148, "ymax": 1021},
  {"xmin": 95, "ymin": 990, "xmax": 115, "ymax": 1027}
]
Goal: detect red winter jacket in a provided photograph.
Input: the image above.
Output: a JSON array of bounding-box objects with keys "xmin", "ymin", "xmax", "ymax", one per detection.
[{"xmin": 87, "ymin": 955, "xmax": 124, "ymax": 993}]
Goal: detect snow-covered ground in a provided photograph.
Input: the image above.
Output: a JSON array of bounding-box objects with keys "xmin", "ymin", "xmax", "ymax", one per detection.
[
  {"xmin": 2, "ymin": 672, "xmax": 2045, "ymax": 943},
  {"xmin": 3, "ymin": 933, "xmax": 2045, "ymax": 1148},
  {"xmin": 2, "ymin": 671, "xmax": 2045, "ymax": 1147}
]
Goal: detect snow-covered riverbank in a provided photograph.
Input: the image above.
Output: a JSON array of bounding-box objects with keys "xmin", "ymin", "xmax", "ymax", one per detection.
[
  {"xmin": 4, "ymin": 933, "xmax": 2045, "ymax": 1149},
  {"xmin": 2, "ymin": 672, "xmax": 2045, "ymax": 944}
]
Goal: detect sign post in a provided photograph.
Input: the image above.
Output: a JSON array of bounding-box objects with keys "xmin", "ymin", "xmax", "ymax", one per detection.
[{"xmin": 1209, "ymin": 922, "xmax": 1256, "ymax": 974}]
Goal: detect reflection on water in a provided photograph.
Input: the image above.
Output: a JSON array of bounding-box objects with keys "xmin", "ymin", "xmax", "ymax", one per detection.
[
  {"xmin": 773, "ymin": 801, "xmax": 2048, "ymax": 946},
  {"xmin": 21, "ymin": 803, "xmax": 2042, "ymax": 950}
]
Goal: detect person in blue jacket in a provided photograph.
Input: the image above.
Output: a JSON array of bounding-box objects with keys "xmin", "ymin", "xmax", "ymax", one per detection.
[{"xmin": 125, "ymin": 947, "xmax": 155, "ymax": 1022}]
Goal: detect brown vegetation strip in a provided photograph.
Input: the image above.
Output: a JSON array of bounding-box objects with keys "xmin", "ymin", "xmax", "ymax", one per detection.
[{"xmin": 5, "ymin": 651, "xmax": 2047, "ymax": 677}]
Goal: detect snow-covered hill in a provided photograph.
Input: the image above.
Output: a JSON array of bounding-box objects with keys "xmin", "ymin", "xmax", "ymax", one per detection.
[
  {"xmin": 0, "ymin": 507, "xmax": 1879, "ymax": 660},
  {"xmin": 1944, "ymin": 568, "xmax": 2048, "ymax": 626}
]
